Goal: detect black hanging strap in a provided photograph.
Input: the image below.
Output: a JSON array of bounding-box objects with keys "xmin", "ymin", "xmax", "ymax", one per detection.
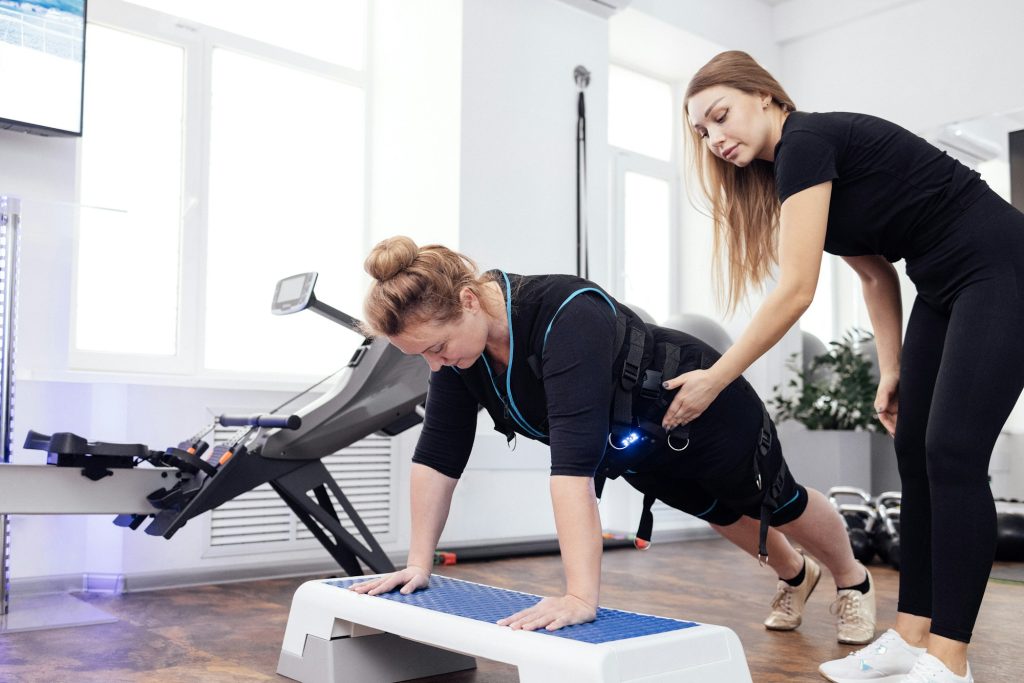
[{"xmin": 575, "ymin": 65, "xmax": 590, "ymax": 278}]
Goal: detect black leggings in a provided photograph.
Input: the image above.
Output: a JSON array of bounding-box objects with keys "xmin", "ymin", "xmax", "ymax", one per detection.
[{"xmin": 897, "ymin": 191, "xmax": 1024, "ymax": 643}]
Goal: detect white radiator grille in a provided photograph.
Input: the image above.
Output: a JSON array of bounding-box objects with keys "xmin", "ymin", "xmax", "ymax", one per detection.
[{"xmin": 207, "ymin": 428, "xmax": 394, "ymax": 551}]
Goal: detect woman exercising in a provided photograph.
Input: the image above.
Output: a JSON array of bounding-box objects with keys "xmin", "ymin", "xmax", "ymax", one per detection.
[
  {"xmin": 669, "ymin": 50, "xmax": 1024, "ymax": 683},
  {"xmin": 349, "ymin": 236, "xmax": 875, "ymax": 645}
]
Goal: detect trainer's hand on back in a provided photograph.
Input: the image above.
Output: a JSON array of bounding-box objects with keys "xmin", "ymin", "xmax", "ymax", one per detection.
[
  {"xmin": 661, "ymin": 369, "xmax": 723, "ymax": 430},
  {"xmin": 497, "ymin": 594, "xmax": 596, "ymax": 632},
  {"xmin": 348, "ymin": 565, "xmax": 430, "ymax": 596}
]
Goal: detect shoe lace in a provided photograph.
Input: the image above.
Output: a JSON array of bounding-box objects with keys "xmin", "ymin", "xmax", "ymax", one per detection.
[
  {"xmin": 829, "ymin": 590, "xmax": 862, "ymax": 627},
  {"xmin": 769, "ymin": 583, "xmax": 795, "ymax": 614}
]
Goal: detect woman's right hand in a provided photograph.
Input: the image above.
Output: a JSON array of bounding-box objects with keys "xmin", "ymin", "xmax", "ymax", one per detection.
[
  {"xmin": 874, "ymin": 372, "xmax": 899, "ymax": 436},
  {"xmin": 348, "ymin": 565, "xmax": 431, "ymax": 596}
]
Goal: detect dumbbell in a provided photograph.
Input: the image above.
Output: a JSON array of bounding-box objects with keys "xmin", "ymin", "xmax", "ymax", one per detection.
[
  {"xmin": 875, "ymin": 491, "xmax": 902, "ymax": 510},
  {"xmin": 837, "ymin": 503, "xmax": 878, "ymax": 564},
  {"xmin": 874, "ymin": 501, "xmax": 901, "ymax": 569},
  {"xmin": 828, "ymin": 486, "xmax": 873, "ymax": 511}
]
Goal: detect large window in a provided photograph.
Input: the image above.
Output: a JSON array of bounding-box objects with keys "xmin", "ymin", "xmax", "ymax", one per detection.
[
  {"xmin": 608, "ymin": 65, "xmax": 678, "ymax": 324},
  {"xmin": 76, "ymin": 24, "xmax": 185, "ymax": 361},
  {"xmin": 73, "ymin": 0, "xmax": 368, "ymax": 378}
]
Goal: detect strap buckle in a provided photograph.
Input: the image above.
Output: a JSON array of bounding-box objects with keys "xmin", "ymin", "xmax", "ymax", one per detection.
[
  {"xmin": 621, "ymin": 360, "xmax": 641, "ymax": 387},
  {"xmin": 639, "ymin": 369, "xmax": 662, "ymax": 400}
]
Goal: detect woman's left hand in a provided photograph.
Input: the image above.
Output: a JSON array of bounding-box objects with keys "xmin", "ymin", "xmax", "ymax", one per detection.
[
  {"xmin": 874, "ymin": 372, "xmax": 899, "ymax": 436},
  {"xmin": 496, "ymin": 594, "xmax": 597, "ymax": 632},
  {"xmin": 661, "ymin": 369, "xmax": 723, "ymax": 430}
]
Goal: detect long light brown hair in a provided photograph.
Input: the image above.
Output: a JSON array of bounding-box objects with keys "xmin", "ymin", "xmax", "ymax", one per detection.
[
  {"xmin": 362, "ymin": 236, "xmax": 495, "ymax": 337},
  {"xmin": 683, "ymin": 51, "xmax": 796, "ymax": 313}
]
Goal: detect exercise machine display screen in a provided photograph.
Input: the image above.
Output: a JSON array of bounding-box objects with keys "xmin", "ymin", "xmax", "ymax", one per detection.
[{"xmin": 272, "ymin": 272, "xmax": 318, "ymax": 315}]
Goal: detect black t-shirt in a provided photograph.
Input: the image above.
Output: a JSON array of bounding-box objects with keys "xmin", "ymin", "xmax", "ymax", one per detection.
[
  {"xmin": 412, "ymin": 292, "xmax": 618, "ymax": 478},
  {"xmin": 773, "ymin": 111, "xmax": 989, "ymax": 262}
]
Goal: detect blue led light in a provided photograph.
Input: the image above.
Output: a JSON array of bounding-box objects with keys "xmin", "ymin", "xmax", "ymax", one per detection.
[{"xmin": 620, "ymin": 432, "xmax": 639, "ymax": 448}]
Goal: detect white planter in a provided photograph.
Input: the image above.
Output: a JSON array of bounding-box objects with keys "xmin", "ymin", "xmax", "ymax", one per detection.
[{"xmin": 776, "ymin": 421, "xmax": 900, "ymax": 497}]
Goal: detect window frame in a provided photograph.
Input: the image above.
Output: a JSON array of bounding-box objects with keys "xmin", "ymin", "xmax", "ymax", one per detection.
[
  {"xmin": 607, "ymin": 64, "xmax": 681, "ymax": 324},
  {"xmin": 69, "ymin": 0, "xmax": 373, "ymax": 382}
]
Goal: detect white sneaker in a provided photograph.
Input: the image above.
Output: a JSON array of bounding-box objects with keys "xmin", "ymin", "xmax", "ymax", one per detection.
[
  {"xmin": 818, "ymin": 629, "xmax": 926, "ymax": 682},
  {"xmin": 902, "ymin": 653, "xmax": 973, "ymax": 683}
]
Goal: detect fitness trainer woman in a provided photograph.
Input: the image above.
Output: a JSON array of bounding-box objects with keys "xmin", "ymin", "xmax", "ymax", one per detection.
[
  {"xmin": 667, "ymin": 50, "xmax": 1024, "ymax": 683},
  {"xmin": 349, "ymin": 236, "xmax": 875, "ymax": 646}
]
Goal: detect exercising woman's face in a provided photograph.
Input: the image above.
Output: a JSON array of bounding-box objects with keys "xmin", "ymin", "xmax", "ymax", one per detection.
[
  {"xmin": 687, "ymin": 85, "xmax": 775, "ymax": 166},
  {"xmin": 389, "ymin": 290, "xmax": 490, "ymax": 372}
]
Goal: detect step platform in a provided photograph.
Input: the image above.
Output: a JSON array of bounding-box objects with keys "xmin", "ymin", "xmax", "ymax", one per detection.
[{"xmin": 278, "ymin": 575, "xmax": 752, "ymax": 683}]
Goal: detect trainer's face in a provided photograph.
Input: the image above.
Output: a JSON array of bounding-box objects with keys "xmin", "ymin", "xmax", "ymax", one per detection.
[
  {"xmin": 389, "ymin": 289, "xmax": 490, "ymax": 372},
  {"xmin": 687, "ymin": 85, "xmax": 775, "ymax": 166}
]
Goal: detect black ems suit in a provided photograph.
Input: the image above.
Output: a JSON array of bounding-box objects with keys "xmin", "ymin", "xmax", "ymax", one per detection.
[{"xmin": 411, "ymin": 272, "xmax": 808, "ymax": 554}]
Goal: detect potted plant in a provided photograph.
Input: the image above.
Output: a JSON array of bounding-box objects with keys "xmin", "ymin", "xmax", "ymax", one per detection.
[{"xmin": 768, "ymin": 329, "xmax": 899, "ymax": 495}]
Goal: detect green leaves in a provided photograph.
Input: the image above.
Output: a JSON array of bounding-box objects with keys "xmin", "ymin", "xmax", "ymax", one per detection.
[{"xmin": 768, "ymin": 329, "xmax": 881, "ymax": 432}]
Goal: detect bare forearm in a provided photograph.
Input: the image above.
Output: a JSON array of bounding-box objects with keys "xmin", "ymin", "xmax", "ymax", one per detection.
[
  {"xmin": 708, "ymin": 285, "xmax": 810, "ymax": 389},
  {"xmin": 859, "ymin": 265, "xmax": 903, "ymax": 377},
  {"xmin": 550, "ymin": 475, "xmax": 602, "ymax": 607},
  {"xmin": 406, "ymin": 463, "xmax": 458, "ymax": 571}
]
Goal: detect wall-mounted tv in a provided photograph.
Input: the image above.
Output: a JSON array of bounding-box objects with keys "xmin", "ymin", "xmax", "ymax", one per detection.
[{"xmin": 0, "ymin": 0, "xmax": 86, "ymax": 137}]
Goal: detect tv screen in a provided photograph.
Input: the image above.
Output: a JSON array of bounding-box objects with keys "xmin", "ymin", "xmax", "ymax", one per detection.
[{"xmin": 0, "ymin": 0, "xmax": 86, "ymax": 136}]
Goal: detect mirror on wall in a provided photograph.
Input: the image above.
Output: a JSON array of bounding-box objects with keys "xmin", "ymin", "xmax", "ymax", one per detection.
[{"xmin": 928, "ymin": 108, "xmax": 1024, "ymax": 209}]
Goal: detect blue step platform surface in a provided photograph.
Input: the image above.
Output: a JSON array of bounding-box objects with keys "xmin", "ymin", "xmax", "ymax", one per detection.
[{"xmin": 327, "ymin": 575, "xmax": 697, "ymax": 644}]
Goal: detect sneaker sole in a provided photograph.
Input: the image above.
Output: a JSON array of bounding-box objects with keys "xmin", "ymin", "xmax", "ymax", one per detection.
[
  {"xmin": 764, "ymin": 562, "xmax": 821, "ymax": 631},
  {"xmin": 819, "ymin": 671, "xmax": 909, "ymax": 683},
  {"xmin": 819, "ymin": 671, "xmax": 907, "ymax": 683}
]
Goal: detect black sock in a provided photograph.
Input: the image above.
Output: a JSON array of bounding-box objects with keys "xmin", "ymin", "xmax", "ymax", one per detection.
[
  {"xmin": 783, "ymin": 557, "xmax": 806, "ymax": 586},
  {"xmin": 838, "ymin": 571, "xmax": 871, "ymax": 594}
]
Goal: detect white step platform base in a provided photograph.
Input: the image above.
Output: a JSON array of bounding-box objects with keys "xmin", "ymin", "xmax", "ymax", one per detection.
[{"xmin": 278, "ymin": 574, "xmax": 752, "ymax": 683}]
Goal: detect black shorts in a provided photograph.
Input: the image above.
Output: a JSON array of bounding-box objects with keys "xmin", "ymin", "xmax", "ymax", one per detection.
[{"xmin": 622, "ymin": 358, "xmax": 808, "ymax": 528}]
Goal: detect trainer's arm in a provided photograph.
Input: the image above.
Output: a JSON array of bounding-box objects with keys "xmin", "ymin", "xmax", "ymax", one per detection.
[
  {"xmin": 842, "ymin": 254, "xmax": 903, "ymax": 434},
  {"xmin": 841, "ymin": 255, "xmax": 902, "ymax": 380},
  {"xmin": 663, "ymin": 181, "xmax": 831, "ymax": 428}
]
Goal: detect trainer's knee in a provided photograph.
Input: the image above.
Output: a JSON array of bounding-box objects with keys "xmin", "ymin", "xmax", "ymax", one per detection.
[
  {"xmin": 924, "ymin": 427, "xmax": 993, "ymax": 485},
  {"xmin": 894, "ymin": 426, "xmax": 928, "ymax": 481}
]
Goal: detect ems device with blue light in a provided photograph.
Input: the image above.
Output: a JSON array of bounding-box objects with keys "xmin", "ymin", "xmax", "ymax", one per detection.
[{"xmin": 277, "ymin": 575, "xmax": 753, "ymax": 683}]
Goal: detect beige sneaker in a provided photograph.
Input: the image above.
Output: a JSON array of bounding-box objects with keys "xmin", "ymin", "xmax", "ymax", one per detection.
[
  {"xmin": 830, "ymin": 568, "xmax": 877, "ymax": 644},
  {"xmin": 764, "ymin": 555, "xmax": 821, "ymax": 630}
]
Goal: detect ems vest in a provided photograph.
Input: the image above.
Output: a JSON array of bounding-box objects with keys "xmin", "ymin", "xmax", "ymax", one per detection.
[
  {"xmin": 454, "ymin": 271, "xmax": 654, "ymax": 447},
  {"xmin": 452, "ymin": 271, "xmax": 783, "ymax": 557}
]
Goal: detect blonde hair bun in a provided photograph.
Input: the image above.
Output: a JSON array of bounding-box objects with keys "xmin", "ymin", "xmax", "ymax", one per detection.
[{"xmin": 364, "ymin": 236, "xmax": 419, "ymax": 282}]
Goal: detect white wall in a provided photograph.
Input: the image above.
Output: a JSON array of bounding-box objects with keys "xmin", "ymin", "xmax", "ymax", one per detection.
[
  {"xmin": 779, "ymin": 0, "xmax": 1024, "ymax": 133},
  {"xmin": 369, "ymin": 0, "xmax": 462, "ymax": 249},
  {"xmin": 458, "ymin": 0, "xmax": 609, "ymax": 283},
  {"xmin": 630, "ymin": 0, "xmax": 780, "ymax": 72}
]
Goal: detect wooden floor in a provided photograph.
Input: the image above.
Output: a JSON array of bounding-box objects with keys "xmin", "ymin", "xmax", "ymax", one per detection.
[{"xmin": 0, "ymin": 538, "xmax": 1020, "ymax": 682}]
